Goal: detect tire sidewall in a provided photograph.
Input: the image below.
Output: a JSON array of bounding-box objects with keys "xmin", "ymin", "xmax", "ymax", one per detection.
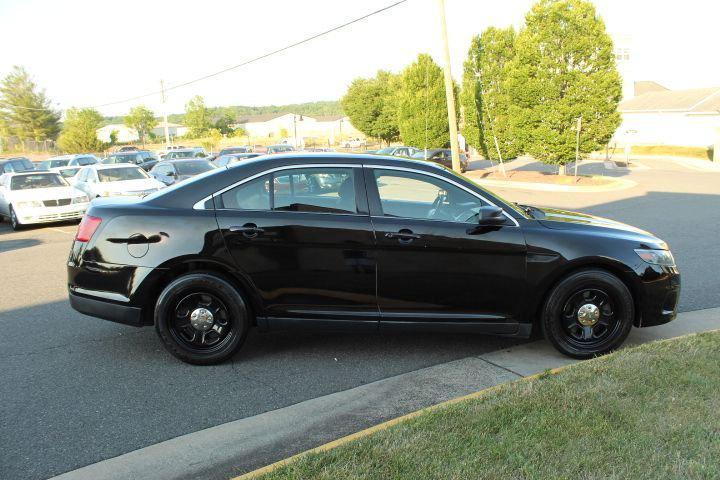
[
  {"xmin": 9, "ymin": 206, "xmax": 20, "ymax": 230},
  {"xmin": 542, "ymin": 269, "xmax": 634, "ymax": 359},
  {"xmin": 154, "ymin": 273, "xmax": 249, "ymax": 365}
]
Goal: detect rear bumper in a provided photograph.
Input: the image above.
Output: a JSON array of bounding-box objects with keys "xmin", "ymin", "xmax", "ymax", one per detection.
[
  {"xmin": 69, "ymin": 290, "xmax": 143, "ymax": 327},
  {"xmin": 636, "ymin": 267, "xmax": 681, "ymax": 327}
]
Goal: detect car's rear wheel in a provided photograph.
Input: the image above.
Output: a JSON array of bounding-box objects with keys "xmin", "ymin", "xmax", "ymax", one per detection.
[
  {"xmin": 154, "ymin": 273, "xmax": 250, "ymax": 365},
  {"xmin": 542, "ymin": 269, "xmax": 633, "ymax": 359},
  {"xmin": 9, "ymin": 206, "xmax": 21, "ymax": 231}
]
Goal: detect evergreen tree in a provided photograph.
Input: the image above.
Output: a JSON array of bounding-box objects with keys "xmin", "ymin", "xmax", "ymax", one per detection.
[
  {"xmin": 506, "ymin": 0, "xmax": 622, "ymax": 173},
  {"xmin": 460, "ymin": 27, "xmax": 519, "ymax": 160},
  {"xmin": 0, "ymin": 66, "xmax": 60, "ymax": 141},
  {"xmin": 397, "ymin": 54, "xmax": 455, "ymax": 149}
]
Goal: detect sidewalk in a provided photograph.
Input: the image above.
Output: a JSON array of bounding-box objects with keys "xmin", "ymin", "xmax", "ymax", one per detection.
[{"xmin": 52, "ymin": 307, "xmax": 720, "ymax": 480}]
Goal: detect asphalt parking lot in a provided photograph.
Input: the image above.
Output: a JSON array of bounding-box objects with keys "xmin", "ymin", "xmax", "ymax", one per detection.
[{"xmin": 2, "ymin": 156, "xmax": 719, "ymax": 480}]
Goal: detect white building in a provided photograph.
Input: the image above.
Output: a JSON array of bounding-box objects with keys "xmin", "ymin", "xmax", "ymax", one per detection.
[
  {"xmin": 96, "ymin": 124, "xmax": 139, "ymax": 143},
  {"xmin": 152, "ymin": 122, "xmax": 188, "ymax": 139},
  {"xmin": 617, "ymin": 82, "xmax": 720, "ymax": 147},
  {"xmin": 234, "ymin": 113, "xmax": 362, "ymax": 145}
]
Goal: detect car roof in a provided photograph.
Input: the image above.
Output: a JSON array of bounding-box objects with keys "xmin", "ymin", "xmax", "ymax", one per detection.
[{"xmin": 164, "ymin": 158, "xmax": 212, "ymax": 164}]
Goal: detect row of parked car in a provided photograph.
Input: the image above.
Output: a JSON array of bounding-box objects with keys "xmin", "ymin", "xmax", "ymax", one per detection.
[{"xmin": 0, "ymin": 144, "xmax": 470, "ymax": 230}]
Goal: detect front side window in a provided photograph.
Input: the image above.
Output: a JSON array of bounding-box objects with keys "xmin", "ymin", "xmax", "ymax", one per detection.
[
  {"xmin": 373, "ymin": 169, "xmax": 485, "ymax": 223},
  {"xmin": 175, "ymin": 161, "xmax": 214, "ymax": 175},
  {"xmin": 219, "ymin": 167, "xmax": 357, "ymax": 214}
]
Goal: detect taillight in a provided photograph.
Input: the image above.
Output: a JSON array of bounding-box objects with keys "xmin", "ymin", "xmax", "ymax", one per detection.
[{"xmin": 76, "ymin": 215, "xmax": 102, "ymax": 242}]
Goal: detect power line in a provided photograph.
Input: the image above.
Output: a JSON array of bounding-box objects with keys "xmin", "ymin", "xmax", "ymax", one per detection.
[
  {"xmin": 88, "ymin": 0, "xmax": 408, "ymax": 109},
  {"xmin": 0, "ymin": 0, "xmax": 408, "ymax": 113}
]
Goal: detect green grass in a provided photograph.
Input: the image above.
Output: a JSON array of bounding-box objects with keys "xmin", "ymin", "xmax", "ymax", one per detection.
[
  {"xmin": 608, "ymin": 145, "xmax": 713, "ymax": 160},
  {"xmin": 258, "ymin": 331, "xmax": 720, "ymax": 480}
]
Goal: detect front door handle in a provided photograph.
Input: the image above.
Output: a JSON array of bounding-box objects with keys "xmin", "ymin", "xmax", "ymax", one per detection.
[
  {"xmin": 385, "ymin": 229, "xmax": 420, "ymax": 244},
  {"xmin": 229, "ymin": 223, "xmax": 265, "ymax": 238}
]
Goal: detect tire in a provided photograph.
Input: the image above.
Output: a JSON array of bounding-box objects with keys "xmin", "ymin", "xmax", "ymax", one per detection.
[
  {"xmin": 154, "ymin": 273, "xmax": 250, "ymax": 365},
  {"xmin": 542, "ymin": 269, "xmax": 633, "ymax": 359},
  {"xmin": 9, "ymin": 206, "xmax": 21, "ymax": 231}
]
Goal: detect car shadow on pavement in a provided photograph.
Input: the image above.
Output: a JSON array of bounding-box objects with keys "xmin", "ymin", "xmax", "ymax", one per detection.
[{"xmin": 0, "ymin": 237, "xmax": 42, "ymax": 253}]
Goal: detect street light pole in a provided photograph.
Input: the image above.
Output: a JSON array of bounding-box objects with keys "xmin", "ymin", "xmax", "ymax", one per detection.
[{"xmin": 436, "ymin": 0, "xmax": 462, "ymax": 173}]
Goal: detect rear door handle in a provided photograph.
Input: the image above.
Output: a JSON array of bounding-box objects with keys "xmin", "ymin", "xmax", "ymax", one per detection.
[
  {"xmin": 229, "ymin": 223, "xmax": 265, "ymax": 237},
  {"xmin": 385, "ymin": 229, "xmax": 420, "ymax": 243},
  {"xmin": 107, "ymin": 233, "xmax": 165, "ymax": 244}
]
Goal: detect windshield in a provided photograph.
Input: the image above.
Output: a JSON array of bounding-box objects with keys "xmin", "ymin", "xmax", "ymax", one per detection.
[
  {"xmin": 97, "ymin": 167, "xmax": 149, "ymax": 182},
  {"xmin": 270, "ymin": 145, "xmax": 294, "ymax": 152},
  {"xmin": 376, "ymin": 147, "xmax": 395, "ymax": 155},
  {"xmin": 45, "ymin": 159, "xmax": 70, "ymax": 168},
  {"xmin": 169, "ymin": 151, "xmax": 197, "ymax": 159},
  {"xmin": 59, "ymin": 168, "xmax": 81, "ymax": 178},
  {"xmin": 220, "ymin": 147, "xmax": 249, "ymax": 155},
  {"xmin": 10, "ymin": 173, "xmax": 67, "ymax": 190},
  {"xmin": 410, "ymin": 151, "xmax": 430, "ymax": 159},
  {"xmin": 175, "ymin": 160, "xmax": 215, "ymax": 175},
  {"xmin": 107, "ymin": 154, "xmax": 139, "ymax": 164}
]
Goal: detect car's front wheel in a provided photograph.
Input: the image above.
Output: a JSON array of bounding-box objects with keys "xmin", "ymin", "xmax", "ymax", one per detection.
[
  {"xmin": 542, "ymin": 269, "xmax": 633, "ymax": 359},
  {"xmin": 9, "ymin": 206, "xmax": 21, "ymax": 231},
  {"xmin": 154, "ymin": 273, "xmax": 250, "ymax": 365}
]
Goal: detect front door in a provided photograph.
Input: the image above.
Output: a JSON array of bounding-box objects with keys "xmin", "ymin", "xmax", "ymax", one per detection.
[
  {"xmin": 215, "ymin": 165, "xmax": 378, "ymax": 330},
  {"xmin": 366, "ymin": 167, "xmax": 527, "ymax": 333}
]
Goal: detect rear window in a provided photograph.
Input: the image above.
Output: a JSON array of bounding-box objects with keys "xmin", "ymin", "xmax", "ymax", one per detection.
[
  {"xmin": 59, "ymin": 168, "xmax": 81, "ymax": 178},
  {"xmin": 219, "ymin": 147, "xmax": 249, "ymax": 155},
  {"xmin": 97, "ymin": 167, "xmax": 148, "ymax": 182},
  {"xmin": 11, "ymin": 173, "xmax": 67, "ymax": 190}
]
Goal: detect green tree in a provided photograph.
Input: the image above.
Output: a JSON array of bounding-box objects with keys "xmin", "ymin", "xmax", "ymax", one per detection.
[
  {"xmin": 109, "ymin": 129, "xmax": 119, "ymax": 146},
  {"xmin": 184, "ymin": 95, "xmax": 211, "ymax": 137},
  {"xmin": 57, "ymin": 107, "xmax": 105, "ymax": 153},
  {"xmin": 214, "ymin": 110, "xmax": 236, "ymax": 135},
  {"xmin": 0, "ymin": 66, "xmax": 60, "ymax": 141},
  {"xmin": 506, "ymin": 0, "xmax": 622, "ymax": 173},
  {"xmin": 124, "ymin": 105, "xmax": 157, "ymax": 146},
  {"xmin": 397, "ymin": 54, "xmax": 456, "ymax": 149},
  {"xmin": 460, "ymin": 27, "xmax": 519, "ymax": 160},
  {"xmin": 341, "ymin": 70, "xmax": 399, "ymax": 145},
  {"xmin": 200, "ymin": 128, "xmax": 223, "ymax": 153}
]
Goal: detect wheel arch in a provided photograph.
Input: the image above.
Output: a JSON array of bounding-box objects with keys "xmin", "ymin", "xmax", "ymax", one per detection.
[
  {"xmin": 140, "ymin": 257, "xmax": 261, "ymax": 326},
  {"xmin": 530, "ymin": 257, "xmax": 642, "ymax": 330}
]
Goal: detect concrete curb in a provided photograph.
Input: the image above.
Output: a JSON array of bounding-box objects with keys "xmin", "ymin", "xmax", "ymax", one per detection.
[
  {"xmin": 466, "ymin": 174, "xmax": 637, "ymax": 192},
  {"xmin": 235, "ymin": 328, "xmax": 720, "ymax": 480}
]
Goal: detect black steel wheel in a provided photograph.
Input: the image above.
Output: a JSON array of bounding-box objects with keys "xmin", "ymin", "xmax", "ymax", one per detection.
[
  {"xmin": 155, "ymin": 273, "xmax": 250, "ymax": 365},
  {"xmin": 542, "ymin": 269, "xmax": 633, "ymax": 359}
]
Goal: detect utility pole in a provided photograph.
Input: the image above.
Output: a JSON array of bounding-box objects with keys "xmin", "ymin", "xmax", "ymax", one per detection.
[
  {"xmin": 574, "ymin": 115, "xmax": 582, "ymax": 179},
  {"xmin": 160, "ymin": 80, "xmax": 170, "ymax": 147},
  {"xmin": 436, "ymin": 0, "xmax": 462, "ymax": 173}
]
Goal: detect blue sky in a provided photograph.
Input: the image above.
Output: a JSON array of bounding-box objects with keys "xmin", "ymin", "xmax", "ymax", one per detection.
[{"xmin": 1, "ymin": 0, "xmax": 717, "ymax": 116}]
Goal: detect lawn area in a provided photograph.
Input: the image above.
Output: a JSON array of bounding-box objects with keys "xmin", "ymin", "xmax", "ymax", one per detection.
[{"xmin": 254, "ymin": 331, "xmax": 720, "ymax": 480}]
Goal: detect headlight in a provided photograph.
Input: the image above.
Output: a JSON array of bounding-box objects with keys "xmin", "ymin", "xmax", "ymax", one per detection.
[
  {"xmin": 72, "ymin": 195, "xmax": 90, "ymax": 204},
  {"xmin": 635, "ymin": 249, "xmax": 675, "ymax": 267},
  {"xmin": 16, "ymin": 200, "xmax": 43, "ymax": 208}
]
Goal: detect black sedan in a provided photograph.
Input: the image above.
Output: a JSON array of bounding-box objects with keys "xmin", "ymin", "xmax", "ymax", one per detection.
[{"xmin": 67, "ymin": 154, "xmax": 680, "ymax": 364}]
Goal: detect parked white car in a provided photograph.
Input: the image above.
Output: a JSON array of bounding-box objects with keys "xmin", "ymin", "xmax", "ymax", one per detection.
[
  {"xmin": 74, "ymin": 164, "xmax": 165, "ymax": 199},
  {"xmin": 0, "ymin": 171, "xmax": 90, "ymax": 230}
]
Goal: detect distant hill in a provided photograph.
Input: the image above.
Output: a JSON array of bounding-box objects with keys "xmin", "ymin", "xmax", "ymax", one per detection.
[{"xmin": 102, "ymin": 100, "xmax": 342, "ymax": 125}]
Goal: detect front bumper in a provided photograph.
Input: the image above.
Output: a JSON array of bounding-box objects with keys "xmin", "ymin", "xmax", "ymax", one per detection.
[
  {"xmin": 16, "ymin": 204, "xmax": 87, "ymax": 225},
  {"xmin": 69, "ymin": 290, "xmax": 143, "ymax": 326},
  {"xmin": 635, "ymin": 266, "xmax": 681, "ymax": 327}
]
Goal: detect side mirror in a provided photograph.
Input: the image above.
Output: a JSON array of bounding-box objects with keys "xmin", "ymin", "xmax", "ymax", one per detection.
[{"xmin": 478, "ymin": 206, "xmax": 506, "ymax": 225}]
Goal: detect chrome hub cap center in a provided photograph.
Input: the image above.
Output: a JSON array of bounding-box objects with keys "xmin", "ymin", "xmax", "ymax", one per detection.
[
  {"xmin": 577, "ymin": 303, "xmax": 600, "ymax": 326},
  {"xmin": 190, "ymin": 307, "xmax": 214, "ymax": 331}
]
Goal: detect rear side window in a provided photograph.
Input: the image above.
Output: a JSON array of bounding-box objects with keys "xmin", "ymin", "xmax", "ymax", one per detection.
[{"xmin": 219, "ymin": 167, "xmax": 357, "ymax": 214}]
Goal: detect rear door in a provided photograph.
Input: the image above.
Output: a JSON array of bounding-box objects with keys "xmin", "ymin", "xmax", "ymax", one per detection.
[
  {"xmin": 366, "ymin": 166, "xmax": 527, "ymax": 332},
  {"xmin": 215, "ymin": 164, "xmax": 378, "ymax": 330}
]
